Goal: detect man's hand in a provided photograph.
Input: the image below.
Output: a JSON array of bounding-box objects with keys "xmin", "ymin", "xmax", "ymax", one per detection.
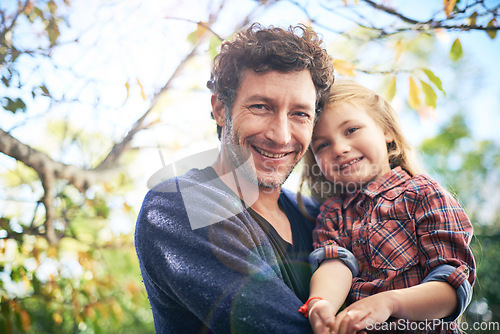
[
  {"xmin": 308, "ymin": 299, "xmax": 336, "ymax": 334},
  {"xmin": 332, "ymin": 292, "xmax": 393, "ymax": 334}
]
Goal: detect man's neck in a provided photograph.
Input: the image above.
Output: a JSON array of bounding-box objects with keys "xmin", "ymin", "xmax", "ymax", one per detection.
[
  {"xmin": 212, "ymin": 156, "xmax": 292, "ymax": 244},
  {"xmin": 211, "ymin": 156, "xmax": 281, "ymax": 210}
]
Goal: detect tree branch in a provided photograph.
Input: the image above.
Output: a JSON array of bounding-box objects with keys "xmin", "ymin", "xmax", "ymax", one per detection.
[
  {"xmin": 361, "ymin": 0, "xmax": 500, "ymax": 32},
  {"xmin": 0, "ymin": 0, "xmax": 30, "ymax": 44},
  {"xmin": 0, "ymin": 0, "xmax": 278, "ymax": 246}
]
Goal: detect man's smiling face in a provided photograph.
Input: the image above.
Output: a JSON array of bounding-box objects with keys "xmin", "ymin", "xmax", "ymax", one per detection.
[{"xmin": 220, "ymin": 69, "xmax": 317, "ymax": 189}]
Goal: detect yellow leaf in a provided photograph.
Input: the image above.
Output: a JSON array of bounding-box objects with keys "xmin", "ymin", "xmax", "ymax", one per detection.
[
  {"xmin": 487, "ymin": 19, "xmax": 497, "ymax": 39},
  {"xmin": 333, "ymin": 59, "xmax": 356, "ymax": 77},
  {"xmin": 123, "ymin": 201, "xmax": 133, "ymax": 212},
  {"xmin": 47, "ymin": 245, "xmax": 58, "ymax": 258},
  {"xmin": 103, "ymin": 182, "xmax": 113, "ymax": 192},
  {"xmin": 408, "ymin": 77, "xmax": 421, "ymax": 110},
  {"xmin": 385, "ymin": 76, "xmax": 397, "ymax": 102},
  {"xmin": 22, "ymin": 276, "xmax": 30, "ymax": 291},
  {"xmin": 20, "ymin": 309, "xmax": 31, "ymax": 332},
  {"xmin": 136, "ymin": 79, "xmax": 146, "ymax": 100},
  {"xmin": 52, "ymin": 312, "xmax": 63, "ymax": 325},
  {"xmin": 394, "ymin": 39, "xmax": 404, "ymax": 63},
  {"xmin": 32, "ymin": 245, "xmax": 41, "ymax": 264},
  {"xmin": 125, "ymin": 81, "xmax": 130, "ymax": 101},
  {"xmin": 443, "ymin": 0, "xmax": 456, "ymax": 18}
]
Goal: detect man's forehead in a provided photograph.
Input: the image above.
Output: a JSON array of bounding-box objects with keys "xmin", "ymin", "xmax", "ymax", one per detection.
[{"xmin": 236, "ymin": 70, "xmax": 316, "ymax": 100}]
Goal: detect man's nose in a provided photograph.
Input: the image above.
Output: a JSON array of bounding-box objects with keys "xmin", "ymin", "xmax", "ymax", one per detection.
[{"xmin": 265, "ymin": 112, "xmax": 292, "ymax": 145}]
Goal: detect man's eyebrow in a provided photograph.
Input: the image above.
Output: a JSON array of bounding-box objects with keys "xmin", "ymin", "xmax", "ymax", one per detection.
[{"xmin": 244, "ymin": 95, "xmax": 273, "ymax": 103}]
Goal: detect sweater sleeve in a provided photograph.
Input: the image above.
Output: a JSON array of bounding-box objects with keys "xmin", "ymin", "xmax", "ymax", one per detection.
[{"xmin": 135, "ymin": 178, "xmax": 313, "ymax": 334}]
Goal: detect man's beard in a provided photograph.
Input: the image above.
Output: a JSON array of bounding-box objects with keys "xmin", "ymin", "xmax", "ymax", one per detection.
[{"xmin": 223, "ymin": 116, "xmax": 298, "ymax": 189}]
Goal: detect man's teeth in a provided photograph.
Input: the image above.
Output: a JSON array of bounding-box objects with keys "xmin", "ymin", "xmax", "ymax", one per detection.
[
  {"xmin": 340, "ymin": 158, "xmax": 362, "ymax": 169},
  {"xmin": 254, "ymin": 147, "xmax": 286, "ymax": 158}
]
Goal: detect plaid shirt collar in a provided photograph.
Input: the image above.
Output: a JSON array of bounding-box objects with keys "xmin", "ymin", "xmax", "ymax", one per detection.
[{"xmin": 342, "ymin": 167, "xmax": 411, "ymax": 209}]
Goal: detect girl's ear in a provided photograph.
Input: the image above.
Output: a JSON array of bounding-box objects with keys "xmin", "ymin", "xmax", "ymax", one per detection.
[
  {"xmin": 211, "ymin": 94, "xmax": 225, "ymax": 127},
  {"xmin": 384, "ymin": 131, "xmax": 394, "ymax": 144}
]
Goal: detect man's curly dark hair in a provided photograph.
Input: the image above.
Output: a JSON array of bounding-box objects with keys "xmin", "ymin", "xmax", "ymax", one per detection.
[{"xmin": 207, "ymin": 23, "xmax": 334, "ymax": 140}]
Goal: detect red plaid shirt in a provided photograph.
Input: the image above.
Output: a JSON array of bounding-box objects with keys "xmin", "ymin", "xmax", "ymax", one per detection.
[{"xmin": 314, "ymin": 167, "xmax": 475, "ymax": 306}]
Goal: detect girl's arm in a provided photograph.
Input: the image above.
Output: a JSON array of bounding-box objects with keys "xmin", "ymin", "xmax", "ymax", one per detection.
[
  {"xmin": 306, "ymin": 259, "xmax": 352, "ymax": 334},
  {"xmin": 332, "ymin": 280, "xmax": 457, "ymax": 334}
]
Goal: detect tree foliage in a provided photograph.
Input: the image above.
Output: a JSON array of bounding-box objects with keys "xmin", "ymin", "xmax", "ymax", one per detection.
[{"xmin": 1, "ymin": 0, "xmax": 499, "ymax": 332}]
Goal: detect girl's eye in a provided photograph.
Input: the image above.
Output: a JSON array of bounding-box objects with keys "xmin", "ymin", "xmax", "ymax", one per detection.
[
  {"xmin": 346, "ymin": 127, "xmax": 359, "ymax": 135},
  {"xmin": 314, "ymin": 142, "xmax": 329, "ymax": 152}
]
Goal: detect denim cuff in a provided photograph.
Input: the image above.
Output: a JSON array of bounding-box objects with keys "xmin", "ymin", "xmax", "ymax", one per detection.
[
  {"xmin": 309, "ymin": 246, "xmax": 359, "ymax": 277},
  {"xmin": 422, "ymin": 264, "xmax": 473, "ymax": 322}
]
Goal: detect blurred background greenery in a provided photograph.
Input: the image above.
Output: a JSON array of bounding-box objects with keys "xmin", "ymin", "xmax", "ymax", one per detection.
[{"xmin": 1, "ymin": 0, "xmax": 499, "ymax": 332}]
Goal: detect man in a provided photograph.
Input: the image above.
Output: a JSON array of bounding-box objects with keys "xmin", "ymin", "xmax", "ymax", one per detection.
[{"xmin": 135, "ymin": 23, "xmax": 334, "ymax": 333}]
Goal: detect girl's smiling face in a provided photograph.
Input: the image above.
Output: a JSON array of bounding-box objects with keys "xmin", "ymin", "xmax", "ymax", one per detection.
[{"xmin": 311, "ymin": 101, "xmax": 393, "ymax": 190}]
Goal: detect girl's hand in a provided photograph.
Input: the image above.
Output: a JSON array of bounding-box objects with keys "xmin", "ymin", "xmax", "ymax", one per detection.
[
  {"xmin": 332, "ymin": 292, "xmax": 394, "ymax": 334},
  {"xmin": 308, "ymin": 299, "xmax": 336, "ymax": 334}
]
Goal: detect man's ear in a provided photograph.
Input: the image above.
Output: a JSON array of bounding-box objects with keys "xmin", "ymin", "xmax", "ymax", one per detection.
[{"xmin": 211, "ymin": 94, "xmax": 225, "ymax": 127}]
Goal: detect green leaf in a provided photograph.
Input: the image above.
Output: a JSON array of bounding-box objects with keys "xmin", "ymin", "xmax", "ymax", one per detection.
[
  {"xmin": 208, "ymin": 35, "xmax": 222, "ymax": 59},
  {"xmin": 47, "ymin": 17, "xmax": 60, "ymax": 46},
  {"xmin": 41, "ymin": 85, "xmax": 50, "ymax": 96},
  {"xmin": 1, "ymin": 76, "xmax": 9, "ymax": 87},
  {"xmin": 4, "ymin": 97, "xmax": 27, "ymax": 113},
  {"xmin": 385, "ymin": 76, "xmax": 397, "ymax": 102},
  {"xmin": 468, "ymin": 11, "xmax": 477, "ymax": 26},
  {"xmin": 420, "ymin": 80, "xmax": 437, "ymax": 108},
  {"xmin": 48, "ymin": 0, "xmax": 57, "ymax": 14},
  {"xmin": 422, "ymin": 69, "xmax": 445, "ymax": 95},
  {"xmin": 33, "ymin": 7, "xmax": 45, "ymax": 22},
  {"xmin": 449, "ymin": 38, "xmax": 463, "ymax": 61},
  {"xmin": 186, "ymin": 23, "xmax": 208, "ymax": 45}
]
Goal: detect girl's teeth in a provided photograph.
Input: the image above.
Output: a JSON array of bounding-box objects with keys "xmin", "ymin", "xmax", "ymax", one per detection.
[{"xmin": 341, "ymin": 158, "xmax": 361, "ymax": 169}]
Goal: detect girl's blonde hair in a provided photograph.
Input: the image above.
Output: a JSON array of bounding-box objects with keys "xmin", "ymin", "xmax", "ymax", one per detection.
[{"xmin": 298, "ymin": 79, "xmax": 425, "ymax": 209}]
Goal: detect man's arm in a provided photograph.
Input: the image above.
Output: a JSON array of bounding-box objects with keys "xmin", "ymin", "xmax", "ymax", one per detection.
[{"xmin": 135, "ymin": 186, "xmax": 313, "ymax": 334}]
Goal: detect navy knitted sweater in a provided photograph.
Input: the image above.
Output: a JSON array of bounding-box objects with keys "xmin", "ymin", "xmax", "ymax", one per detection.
[{"xmin": 135, "ymin": 167, "xmax": 319, "ymax": 333}]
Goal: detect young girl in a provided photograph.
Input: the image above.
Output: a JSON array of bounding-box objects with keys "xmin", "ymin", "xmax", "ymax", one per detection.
[{"xmin": 298, "ymin": 80, "xmax": 476, "ymax": 334}]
